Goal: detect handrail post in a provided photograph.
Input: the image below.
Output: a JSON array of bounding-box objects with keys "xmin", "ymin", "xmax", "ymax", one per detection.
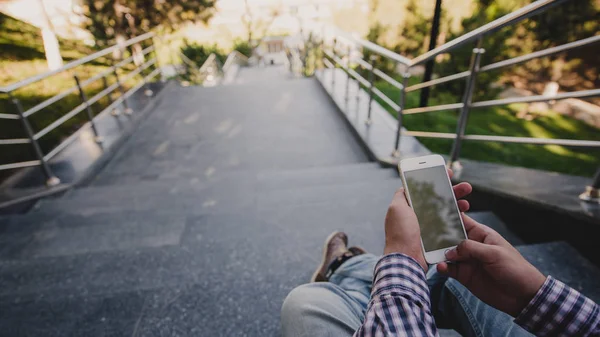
[
  {"xmin": 74, "ymin": 74, "xmax": 103, "ymax": 144},
  {"xmin": 365, "ymin": 55, "xmax": 377, "ymax": 125},
  {"xmin": 10, "ymin": 94, "xmax": 60, "ymax": 187},
  {"xmin": 391, "ymin": 71, "xmax": 411, "ymax": 158},
  {"xmin": 102, "ymin": 76, "xmax": 120, "ymax": 116},
  {"xmin": 355, "ymin": 48, "xmax": 363, "ymax": 112},
  {"xmin": 113, "ymin": 67, "xmax": 133, "ymax": 115},
  {"xmin": 580, "ymin": 167, "xmax": 600, "ymax": 203},
  {"xmin": 448, "ymin": 40, "xmax": 485, "ymax": 170},
  {"xmin": 344, "ymin": 45, "xmax": 351, "ymax": 110},
  {"xmin": 331, "ymin": 38, "xmax": 337, "ymax": 92}
]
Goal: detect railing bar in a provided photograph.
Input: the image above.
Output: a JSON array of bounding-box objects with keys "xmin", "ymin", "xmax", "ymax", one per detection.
[
  {"xmin": 373, "ymin": 69, "xmax": 404, "ymax": 89},
  {"xmin": 406, "ymin": 71, "xmax": 471, "ymax": 92},
  {"xmin": 334, "ymin": 29, "xmax": 411, "ymax": 66},
  {"xmin": 410, "ymin": 0, "xmax": 566, "ymax": 66},
  {"xmin": 463, "ymin": 134, "xmax": 600, "ymax": 147},
  {"xmin": 471, "ymin": 89, "xmax": 600, "ymax": 108},
  {"xmin": 44, "ymin": 67, "xmax": 161, "ymax": 161},
  {"xmin": 372, "ymin": 88, "xmax": 400, "ymax": 111},
  {"xmin": 0, "ymin": 160, "xmax": 41, "ymax": 171},
  {"xmin": 43, "ymin": 126, "xmax": 87, "ymax": 161},
  {"xmin": 0, "ymin": 138, "xmax": 31, "ymax": 145},
  {"xmin": 347, "ymin": 68, "xmax": 370, "ymax": 87},
  {"xmin": 119, "ymin": 58, "xmax": 157, "ymax": 84},
  {"xmin": 114, "ymin": 55, "xmax": 135, "ymax": 69},
  {"xmin": 403, "ymin": 131, "xmax": 600, "ymax": 147},
  {"xmin": 404, "ymin": 103, "xmax": 464, "ymax": 114},
  {"xmin": 353, "ymin": 58, "xmax": 372, "ymax": 70},
  {"xmin": 84, "ymin": 81, "xmax": 122, "ymax": 107},
  {"xmin": 33, "ymin": 103, "xmax": 87, "ymax": 140},
  {"xmin": 78, "ymin": 68, "xmax": 117, "ymax": 89},
  {"xmin": 0, "ymin": 113, "xmax": 20, "ymax": 120},
  {"xmin": 323, "ymin": 58, "xmax": 334, "ymax": 69},
  {"xmin": 87, "ymin": 59, "xmax": 156, "ymax": 111},
  {"xmin": 22, "ymin": 85, "xmax": 80, "ymax": 118},
  {"xmin": 1, "ymin": 32, "xmax": 155, "ymax": 93},
  {"xmin": 404, "ymin": 131, "xmax": 457, "ymax": 139},
  {"xmin": 480, "ymin": 35, "xmax": 600, "ymax": 73}
]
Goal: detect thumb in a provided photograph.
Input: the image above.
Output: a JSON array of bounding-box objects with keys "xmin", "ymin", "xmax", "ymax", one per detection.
[{"xmin": 445, "ymin": 239, "xmax": 498, "ymax": 263}]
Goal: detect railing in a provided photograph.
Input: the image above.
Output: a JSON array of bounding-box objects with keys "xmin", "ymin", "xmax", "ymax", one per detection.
[
  {"xmin": 177, "ymin": 50, "xmax": 248, "ymax": 85},
  {"xmin": 0, "ymin": 33, "xmax": 161, "ymax": 187},
  {"xmin": 318, "ymin": 0, "xmax": 600, "ymax": 203}
]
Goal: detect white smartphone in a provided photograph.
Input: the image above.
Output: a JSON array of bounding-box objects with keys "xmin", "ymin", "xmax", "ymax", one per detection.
[{"xmin": 399, "ymin": 154, "xmax": 467, "ymax": 265}]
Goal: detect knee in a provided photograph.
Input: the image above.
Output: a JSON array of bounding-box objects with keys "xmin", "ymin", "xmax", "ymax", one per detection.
[{"xmin": 282, "ymin": 284, "xmax": 321, "ymax": 318}]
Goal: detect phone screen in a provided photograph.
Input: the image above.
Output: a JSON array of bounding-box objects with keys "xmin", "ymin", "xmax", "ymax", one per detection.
[{"xmin": 404, "ymin": 165, "xmax": 466, "ymax": 252}]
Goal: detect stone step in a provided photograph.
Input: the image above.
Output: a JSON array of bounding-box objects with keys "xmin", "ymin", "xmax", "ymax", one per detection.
[
  {"xmin": 34, "ymin": 173, "xmax": 403, "ymax": 216},
  {"xmin": 0, "ymin": 208, "xmax": 568, "ymax": 300},
  {"xmin": 91, "ymin": 162, "xmax": 397, "ymax": 187}
]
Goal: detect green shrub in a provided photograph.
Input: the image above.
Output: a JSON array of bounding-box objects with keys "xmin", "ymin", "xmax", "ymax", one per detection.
[{"xmin": 232, "ymin": 39, "xmax": 252, "ymax": 58}]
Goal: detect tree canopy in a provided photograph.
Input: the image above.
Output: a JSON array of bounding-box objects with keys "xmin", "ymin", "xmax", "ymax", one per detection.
[{"xmin": 81, "ymin": 0, "xmax": 217, "ymax": 46}]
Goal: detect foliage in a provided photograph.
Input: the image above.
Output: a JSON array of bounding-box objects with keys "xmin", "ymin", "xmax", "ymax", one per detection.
[
  {"xmin": 435, "ymin": 0, "xmax": 522, "ymax": 100},
  {"xmin": 393, "ymin": 0, "xmax": 430, "ymax": 58},
  {"xmin": 232, "ymin": 39, "xmax": 252, "ymax": 58},
  {"xmin": 363, "ymin": 24, "xmax": 396, "ymax": 75},
  {"xmin": 80, "ymin": 0, "xmax": 216, "ymax": 46},
  {"xmin": 435, "ymin": 0, "xmax": 600, "ymax": 99},
  {"xmin": 372, "ymin": 75, "xmax": 600, "ymax": 177},
  {"xmin": 508, "ymin": 0, "xmax": 600, "ymax": 93},
  {"xmin": 180, "ymin": 40, "xmax": 225, "ymax": 66}
]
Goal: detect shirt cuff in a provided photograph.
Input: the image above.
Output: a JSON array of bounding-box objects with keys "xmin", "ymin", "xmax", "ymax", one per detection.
[
  {"xmin": 371, "ymin": 253, "xmax": 430, "ymax": 306},
  {"xmin": 514, "ymin": 275, "xmax": 600, "ymax": 335}
]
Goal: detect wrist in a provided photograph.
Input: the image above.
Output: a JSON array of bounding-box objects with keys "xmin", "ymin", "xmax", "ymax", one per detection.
[
  {"xmin": 515, "ymin": 269, "xmax": 547, "ymax": 316},
  {"xmin": 384, "ymin": 244, "xmax": 427, "ymax": 271}
]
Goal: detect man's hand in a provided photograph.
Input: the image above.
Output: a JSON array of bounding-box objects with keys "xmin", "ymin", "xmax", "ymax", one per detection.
[
  {"xmin": 384, "ymin": 169, "xmax": 472, "ymax": 271},
  {"xmin": 437, "ymin": 215, "xmax": 546, "ymax": 317}
]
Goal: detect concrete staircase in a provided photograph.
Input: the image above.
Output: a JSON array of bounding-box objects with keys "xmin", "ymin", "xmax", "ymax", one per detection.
[{"xmin": 1, "ymin": 68, "xmax": 599, "ymax": 336}]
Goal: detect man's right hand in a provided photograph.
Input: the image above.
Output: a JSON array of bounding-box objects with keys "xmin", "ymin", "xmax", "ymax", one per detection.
[{"xmin": 437, "ymin": 215, "xmax": 547, "ymax": 317}]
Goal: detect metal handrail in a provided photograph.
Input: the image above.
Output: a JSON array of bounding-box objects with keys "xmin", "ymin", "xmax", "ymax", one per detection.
[
  {"xmin": 0, "ymin": 33, "xmax": 160, "ymax": 187},
  {"xmin": 0, "ymin": 32, "xmax": 154, "ymax": 93},
  {"xmin": 317, "ymin": 0, "xmax": 600, "ymax": 202}
]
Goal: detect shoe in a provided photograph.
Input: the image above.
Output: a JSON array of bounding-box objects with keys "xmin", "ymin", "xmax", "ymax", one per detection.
[
  {"xmin": 311, "ymin": 231, "xmax": 349, "ymax": 282},
  {"xmin": 348, "ymin": 246, "xmax": 367, "ymax": 256}
]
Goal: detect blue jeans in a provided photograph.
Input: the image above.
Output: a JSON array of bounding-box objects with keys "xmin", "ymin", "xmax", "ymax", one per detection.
[{"xmin": 281, "ymin": 254, "xmax": 532, "ymax": 337}]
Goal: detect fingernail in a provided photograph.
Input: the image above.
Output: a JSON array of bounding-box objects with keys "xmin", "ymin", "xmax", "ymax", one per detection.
[{"xmin": 445, "ymin": 248, "xmax": 456, "ymax": 259}]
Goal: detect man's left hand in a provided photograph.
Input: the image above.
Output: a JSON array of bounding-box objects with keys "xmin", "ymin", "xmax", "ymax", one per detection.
[{"xmin": 384, "ymin": 169, "xmax": 472, "ymax": 271}]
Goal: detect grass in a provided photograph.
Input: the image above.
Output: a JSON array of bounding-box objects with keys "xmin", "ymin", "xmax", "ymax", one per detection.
[
  {"xmin": 0, "ymin": 13, "xmax": 151, "ymax": 181},
  {"xmin": 373, "ymin": 74, "xmax": 600, "ymax": 177}
]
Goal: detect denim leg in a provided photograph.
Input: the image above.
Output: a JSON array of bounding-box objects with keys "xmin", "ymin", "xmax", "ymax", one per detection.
[
  {"xmin": 427, "ymin": 269, "xmax": 534, "ymax": 337},
  {"xmin": 281, "ymin": 254, "xmax": 378, "ymax": 337}
]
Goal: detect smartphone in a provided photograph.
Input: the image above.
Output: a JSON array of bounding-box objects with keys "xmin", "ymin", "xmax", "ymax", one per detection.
[{"xmin": 399, "ymin": 154, "xmax": 467, "ymax": 264}]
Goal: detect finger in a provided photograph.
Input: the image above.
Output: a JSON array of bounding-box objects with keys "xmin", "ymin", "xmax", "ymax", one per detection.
[
  {"xmin": 391, "ymin": 187, "xmax": 411, "ymax": 209},
  {"xmin": 453, "ymin": 182, "xmax": 472, "ymax": 200},
  {"xmin": 462, "ymin": 214, "xmax": 490, "ymax": 242},
  {"xmin": 445, "ymin": 239, "xmax": 498, "ymax": 263},
  {"xmin": 457, "ymin": 199, "xmax": 470, "ymax": 212},
  {"xmin": 462, "ymin": 214, "xmax": 511, "ymax": 248},
  {"xmin": 437, "ymin": 262, "xmax": 458, "ymax": 279}
]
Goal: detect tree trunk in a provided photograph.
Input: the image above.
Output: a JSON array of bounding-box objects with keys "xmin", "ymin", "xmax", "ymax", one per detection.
[{"xmin": 39, "ymin": 0, "xmax": 64, "ymax": 70}]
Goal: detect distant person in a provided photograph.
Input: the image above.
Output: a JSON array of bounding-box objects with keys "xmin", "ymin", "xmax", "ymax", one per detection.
[{"xmin": 281, "ymin": 179, "xmax": 600, "ymax": 336}]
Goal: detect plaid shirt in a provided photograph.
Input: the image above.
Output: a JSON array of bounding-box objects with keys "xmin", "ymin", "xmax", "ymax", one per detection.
[{"xmin": 355, "ymin": 253, "xmax": 600, "ymax": 337}]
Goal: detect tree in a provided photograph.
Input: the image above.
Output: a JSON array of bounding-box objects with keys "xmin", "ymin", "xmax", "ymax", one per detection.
[
  {"xmin": 512, "ymin": 0, "xmax": 600, "ymax": 93},
  {"xmin": 39, "ymin": 0, "xmax": 64, "ymax": 70},
  {"xmin": 394, "ymin": 0, "xmax": 430, "ymax": 58},
  {"xmin": 80, "ymin": 0, "xmax": 216, "ymax": 47}
]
